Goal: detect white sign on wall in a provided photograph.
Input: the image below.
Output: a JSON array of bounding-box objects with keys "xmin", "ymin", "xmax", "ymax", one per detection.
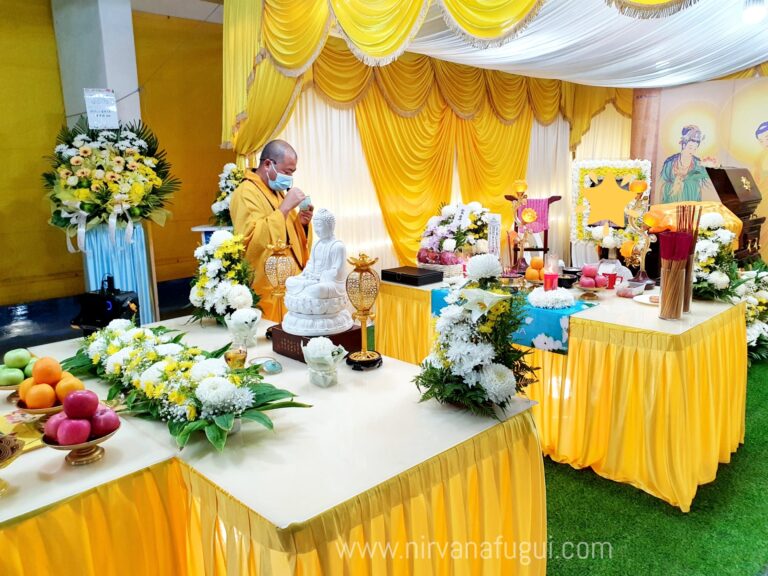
[
  {"xmin": 84, "ymin": 88, "xmax": 119, "ymax": 129},
  {"xmin": 487, "ymin": 214, "xmax": 502, "ymax": 257}
]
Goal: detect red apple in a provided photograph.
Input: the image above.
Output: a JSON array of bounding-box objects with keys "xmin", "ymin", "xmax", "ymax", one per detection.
[
  {"xmin": 91, "ymin": 407, "xmax": 120, "ymax": 438},
  {"xmin": 57, "ymin": 418, "xmax": 91, "ymax": 445},
  {"xmin": 417, "ymin": 248, "xmax": 430, "ymax": 263},
  {"xmin": 595, "ymin": 275, "xmax": 608, "ymax": 288},
  {"xmin": 63, "ymin": 390, "xmax": 99, "ymax": 419},
  {"xmin": 43, "ymin": 412, "xmax": 68, "ymax": 443},
  {"xmin": 580, "ymin": 276, "xmax": 596, "ymax": 288},
  {"xmin": 582, "ymin": 264, "xmax": 598, "ymax": 278}
]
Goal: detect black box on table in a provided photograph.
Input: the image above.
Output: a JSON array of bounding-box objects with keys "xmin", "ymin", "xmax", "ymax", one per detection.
[{"xmin": 381, "ymin": 266, "xmax": 443, "ymax": 286}]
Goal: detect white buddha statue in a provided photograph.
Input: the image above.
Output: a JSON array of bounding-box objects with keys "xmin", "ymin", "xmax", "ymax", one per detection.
[{"xmin": 282, "ymin": 209, "xmax": 354, "ymax": 336}]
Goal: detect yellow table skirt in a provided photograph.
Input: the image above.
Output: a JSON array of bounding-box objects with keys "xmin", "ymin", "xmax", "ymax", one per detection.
[
  {"xmin": 180, "ymin": 410, "xmax": 546, "ymax": 575},
  {"xmin": 526, "ymin": 303, "xmax": 747, "ymax": 512},
  {"xmin": 0, "ymin": 459, "xmax": 200, "ymax": 575},
  {"xmin": 376, "ymin": 283, "xmax": 434, "ymax": 366},
  {"xmin": 376, "ymin": 283, "xmax": 748, "ymax": 512},
  {"xmin": 0, "ymin": 412, "xmax": 545, "ymax": 575}
]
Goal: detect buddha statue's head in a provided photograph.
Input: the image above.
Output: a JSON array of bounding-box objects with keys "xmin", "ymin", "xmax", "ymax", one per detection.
[{"xmin": 314, "ymin": 208, "xmax": 335, "ymax": 240}]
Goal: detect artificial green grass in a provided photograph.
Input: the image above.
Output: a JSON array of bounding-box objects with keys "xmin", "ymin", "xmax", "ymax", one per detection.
[{"xmin": 544, "ymin": 363, "xmax": 768, "ymax": 575}]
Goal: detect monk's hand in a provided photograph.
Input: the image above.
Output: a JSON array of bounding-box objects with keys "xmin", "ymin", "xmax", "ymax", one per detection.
[
  {"xmin": 299, "ymin": 205, "xmax": 314, "ymax": 226},
  {"xmin": 279, "ymin": 187, "xmax": 306, "ymax": 216}
]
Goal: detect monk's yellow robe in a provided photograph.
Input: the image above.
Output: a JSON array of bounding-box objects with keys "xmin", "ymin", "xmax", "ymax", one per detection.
[{"xmin": 230, "ymin": 170, "xmax": 311, "ymax": 321}]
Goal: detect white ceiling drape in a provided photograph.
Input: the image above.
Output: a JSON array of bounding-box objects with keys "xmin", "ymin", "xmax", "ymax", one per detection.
[{"xmin": 404, "ymin": 0, "xmax": 768, "ymax": 87}]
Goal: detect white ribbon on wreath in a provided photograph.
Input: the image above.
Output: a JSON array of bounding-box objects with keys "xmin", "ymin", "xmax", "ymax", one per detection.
[
  {"xmin": 108, "ymin": 193, "xmax": 135, "ymax": 247},
  {"xmin": 60, "ymin": 200, "xmax": 89, "ymax": 254}
]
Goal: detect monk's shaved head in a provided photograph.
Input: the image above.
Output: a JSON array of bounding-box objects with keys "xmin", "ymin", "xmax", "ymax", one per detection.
[{"xmin": 260, "ymin": 140, "xmax": 297, "ymax": 165}]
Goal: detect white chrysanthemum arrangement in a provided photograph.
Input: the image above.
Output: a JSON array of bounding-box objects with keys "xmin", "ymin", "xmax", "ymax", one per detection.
[
  {"xmin": 415, "ymin": 254, "xmax": 536, "ymax": 417},
  {"xmin": 418, "ymin": 202, "xmax": 491, "ymax": 265},
  {"xmin": 190, "ymin": 230, "xmax": 260, "ymax": 324},
  {"xmin": 732, "ymin": 267, "xmax": 768, "ymax": 360},
  {"xmin": 527, "ymin": 287, "xmax": 575, "ymax": 310},
  {"xmin": 691, "ymin": 214, "xmax": 739, "ymax": 300},
  {"xmin": 64, "ymin": 319, "xmax": 307, "ymax": 451},
  {"xmin": 211, "ymin": 162, "xmax": 245, "ymax": 227}
]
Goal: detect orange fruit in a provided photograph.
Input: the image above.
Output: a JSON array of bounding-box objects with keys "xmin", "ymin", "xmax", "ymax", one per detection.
[
  {"xmin": 530, "ymin": 257, "xmax": 544, "ymax": 270},
  {"xmin": 55, "ymin": 378, "xmax": 85, "ymax": 403},
  {"xmin": 525, "ymin": 267, "xmax": 540, "ymax": 281},
  {"xmin": 19, "ymin": 377, "xmax": 35, "ymax": 401},
  {"xmin": 25, "ymin": 383, "xmax": 57, "ymax": 409},
  {"xmin": 32, "ymin": 357, "xmax": 62, "ymax": 385},
  {"xmin": 539, "ymin": 269, "xmax": 546, "ymax": 280}
]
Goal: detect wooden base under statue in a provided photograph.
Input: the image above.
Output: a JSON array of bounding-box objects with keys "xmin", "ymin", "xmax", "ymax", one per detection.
[{"xmin": 270, "ymin": 324, "xmax": 362, "ymax": 364}]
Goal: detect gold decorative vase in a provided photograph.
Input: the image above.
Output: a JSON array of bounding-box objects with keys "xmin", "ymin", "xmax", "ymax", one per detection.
[
  {"xmin": 345, "ymin": 253, "xmax": 383, "ymax": 370},
  {"xmin": 265, "ymin": 239, "xmax": 294, "ymax": 323}
]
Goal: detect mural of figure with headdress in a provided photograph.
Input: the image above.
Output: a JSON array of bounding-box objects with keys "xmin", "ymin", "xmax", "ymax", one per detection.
[
  {"xmin": 660, "ymin": 124, "xmax": 711, "ymax": 203},
  {"xmin": 754, "ymin": 121, "xmax": 768, "ymax": 192}
]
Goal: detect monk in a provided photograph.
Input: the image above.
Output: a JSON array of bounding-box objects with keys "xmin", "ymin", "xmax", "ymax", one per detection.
[{"xmin": 230, "ymin": 140, "xmax": 314, "ymax": 321}]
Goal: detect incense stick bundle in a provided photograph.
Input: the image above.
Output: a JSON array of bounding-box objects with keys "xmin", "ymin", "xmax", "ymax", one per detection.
[
  {"xmin": 679, "ymin": 206, "xmax": 701, "ymax": 312},
  {"xmin": 659, "ymin": 230, "xmax": 693, "ymax": 320}
]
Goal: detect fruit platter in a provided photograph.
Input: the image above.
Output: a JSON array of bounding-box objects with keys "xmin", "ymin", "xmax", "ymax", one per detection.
[
  {"xmin": 15, "ymin": 357, "xmax": 88, "ymax": 414},
  {"xmin": 0, "ymin": 348, "xmax": 38, "ymax": 391},
  {"xmin": 42, "ymin": 389, "xmax": 121, "ymax": 466}
]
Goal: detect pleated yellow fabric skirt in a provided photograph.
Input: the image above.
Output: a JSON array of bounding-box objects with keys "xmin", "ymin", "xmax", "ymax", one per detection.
[
  {"xmin": 526, "ymin": 303, "xmax": 747, "ymax": 512},
  {"xmin": 0, "ymin": 412, "xmax": 545, "ymax": 575},
  {"xmin": 376, "ymin": 282, "xmax": 435, "ymax": 365}
]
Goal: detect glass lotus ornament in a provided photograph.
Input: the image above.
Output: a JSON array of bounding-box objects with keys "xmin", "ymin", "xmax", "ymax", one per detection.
[
  {"xmin": 345, "ymin": 253, "xmax": 383, "ymax": 370},
  {"xmin": 265, "ymin": 239, "xmax": 293, "ymax": 320}
]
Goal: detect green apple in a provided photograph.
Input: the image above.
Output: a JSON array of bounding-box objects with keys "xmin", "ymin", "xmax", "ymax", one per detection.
[
  {"xmin": 3, "ymin": 348, "xmax": 31, "ymax": 369},
  {"xmin": 24, "ymin": 358, "xmax": 38, "ymax": 378},
  {"xmin": 0, "ymin": 368, "xmax": 25, "ymax": 387}
]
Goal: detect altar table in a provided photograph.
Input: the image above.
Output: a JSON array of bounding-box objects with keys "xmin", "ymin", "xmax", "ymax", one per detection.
[
  {"xmin": 376, "ymin": 282, "xmax": 747, "ymax": 512},
  {"xmin": 0, "ymin": 318, "xmax": 546, "ymax": 575}
]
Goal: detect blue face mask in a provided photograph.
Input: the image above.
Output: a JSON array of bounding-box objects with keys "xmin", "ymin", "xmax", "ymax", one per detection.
[{"xmin": 267, "ymin": 162, "xmax": 293, "ymax": 191}]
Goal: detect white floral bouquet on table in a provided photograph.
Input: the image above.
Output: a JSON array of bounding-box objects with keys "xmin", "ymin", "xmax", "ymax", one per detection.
[
  {"xmin": 692, "ymin": 213, "xmax": 740, "ymax": 301},
  {"xmin": 43, "ymin": 117, "xmax": 179, "ymax": 252},
  {"xmin": 417, "ymin": 202, "xmax": 491, "ymax": 265},
  {"xmin": 211, "ymin": 162, "xmax": 244, "ymax": 227},
  {"xmin": 414, "ymin": 254, "xmax": 536, "ymax": 418},
  {"xmin": 733, "ymin": 263, "xmax": 768, "ymax": 363},
  {"xmin": 527, "ymin": 287, "xmax": 575, "ymax": 310},
  {"xmin": 301, "ymin": 337, "xmax": 347, "ymax": 388},
  {"xmin": 587, "ymin": 225, "xmax": 627, "ymax": 251},
  {"xmin": 61, "ymin": 319, "xmax": 309, "ymax": 451},
  {"xmin": 190, "ymin": 230, "xmax": 260, "ymax": 324}
]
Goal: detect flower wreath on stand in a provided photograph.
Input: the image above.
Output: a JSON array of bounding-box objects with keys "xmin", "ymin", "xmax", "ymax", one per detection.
[
  {"xmin": 43, "ymin": 117, "xmax": 179, "ymax": 252},
  {"xmin": 62, "ymin": 319, "xmax": 308, "ymax": 451},
  {"xmin": 211, "ymin": 162, "xmax": 245, "ymax": 227},
  {"xmin": 189, "ymin": 230, "xmax": 260, "ymax": 324},
  {"xmin": 692, "ymin": 213, "xmax": 740, "ymax": 300},
  {"xmin": 414, "ymin": 254, "xmax": 537, "ymax": 418}
]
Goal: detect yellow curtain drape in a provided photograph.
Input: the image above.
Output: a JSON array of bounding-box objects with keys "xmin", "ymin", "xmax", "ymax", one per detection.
[
  {"xmin": 221, "ymin": 0, "xmax": 263, "ymax": 147},
  {"xmin": 604, "ymin": 0, "xmax": 702, "ymax": 18},
  {"xmin": 0, "ymin": 460, "xmax": 201, "ymax": 575},
  {"xmin": 456, "ymin": 104, "xmax": 534, "ymax": 232},
  {"xmin": 561, "ymin": 82, "xmax": 633, "ymax": 152},
  {"xmin": 375, "ymin": 52, "xmax": 436, "ymax": 116},
  {"xmin": 722, "ymin": 60, "xmax": 768, "ymax": 79},
  {"xmin": 330, "ymin": 0, "xmax": 430, "ymax": 65},
  {"xmin": 440, "ymin": 0, "xmax": 544, "ymax": 44},
  {"xmin": 312, "ymin": 36, "xmax": 374, "ymax": 106},
  {"xmin": 262, "ymin": 0, "xmax": 330, "ymax": 76},
  {"xmin": 180, "ymin": 413, "xmax": 547, "ymax": 575},
  {"xmin": 232, "ymin": 58, "xmax": 304, "ymax": 157},
  {"xmin": 355, "ymin": 84, "xmax": 455, "ymax": 265},
  {"xmin": 526, "ymin": 303, "xmax": 747, "ymax": 513}
]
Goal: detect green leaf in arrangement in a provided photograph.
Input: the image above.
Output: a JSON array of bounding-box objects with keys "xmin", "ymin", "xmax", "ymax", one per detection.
[
  {"xmin": 204, "ymin": 343, "xmax": 231, "ymax": 359},
  {"xmin": 257, "ymin": 401, "xmax": 311, "ymax": 411},
  {"xmin": 214, "ymin": 413, "xmax": 235, "ymax": 431},
  {"xmin": 176, "ymin": 420, "xmax": 210, "ymax": 449},
  {"xmin": 205, "ymin": 423, "xmax": 228, "ymax": 452},
  {"xmin": 241, "ymin": 409, "xmax": 274, "ymax": 430}
]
